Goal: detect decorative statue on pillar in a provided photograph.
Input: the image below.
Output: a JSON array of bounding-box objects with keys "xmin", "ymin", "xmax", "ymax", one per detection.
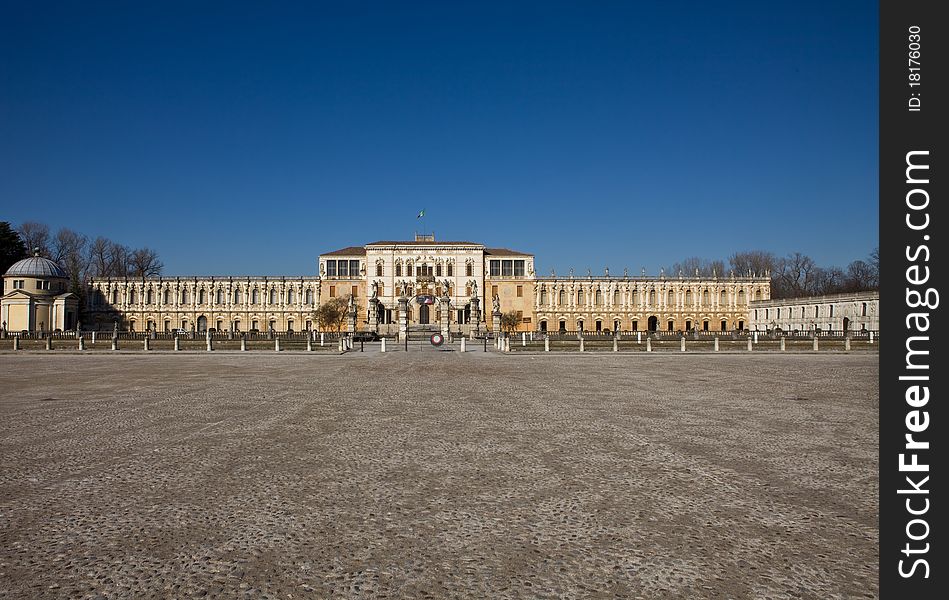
[
  {"xmin": 370, "ymin": 281, "xmax": 378, "ymax": 300},
  {"xmin": 471, "ymin": 281, "xmax": 478, "ymax": 297},
  {"xmin": 493, "ymin": 294, "xmax": 501, "ymax": 314}
]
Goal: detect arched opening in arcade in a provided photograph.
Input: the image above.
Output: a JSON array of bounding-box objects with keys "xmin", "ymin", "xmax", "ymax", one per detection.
[{"xmin": 648, "ymin": 316, "xmax": 658, "ymax": 331}]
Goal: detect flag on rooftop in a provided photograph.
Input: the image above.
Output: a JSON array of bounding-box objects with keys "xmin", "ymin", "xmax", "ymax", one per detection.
[{"xmin": 417, "ymin": 209, "xmax": 425, "ymax": 219}]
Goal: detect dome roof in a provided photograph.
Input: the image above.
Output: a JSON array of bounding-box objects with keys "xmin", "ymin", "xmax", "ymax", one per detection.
[{"xmin": 4, "ymin": 250, "xmax": 68, "ymax": 278}]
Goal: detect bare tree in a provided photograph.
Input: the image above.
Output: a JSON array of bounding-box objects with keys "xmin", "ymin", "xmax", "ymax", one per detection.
[
  {"xmin": 845, "ymin": 259, "xmax": 879, "ymax": 292},
  {"xmin": 774, "ymin": 252, "xmax": 818, "ymax": 298},
  {"xmin": 18, "ymin": 221, "xmax": 50, "ymax": 256},
  {"xmin": 107, "ymin": 242, "xmax": 130, "ymax": 277},
  {"xmin": 728, "ymin": 250, "xmax": 777, "ymax": 277},
  {"xmin": 500, "ymin": 310, "xmax": 521, "ymax": 333},
  {"xmin": 128, "ymin": 247, "xmax": 164, "ymax": 277},
  {"xmin": 87, "ymin": 237, "xmax": 113, "ymax": 277},
  {"xmin": 313, "ymin": 296, "xmax": 350, "ymax": 332}
]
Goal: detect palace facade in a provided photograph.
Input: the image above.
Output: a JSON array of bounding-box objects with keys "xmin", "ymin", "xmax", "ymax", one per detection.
[{"xmin": 79, "ymin": 235, "xmax": 771, "ymax": 335}]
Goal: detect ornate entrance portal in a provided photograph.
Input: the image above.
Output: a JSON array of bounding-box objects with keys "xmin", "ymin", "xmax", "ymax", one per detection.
[{"xmin": 419, "ymin": 304, "xmax": 430, "ymax": 324}]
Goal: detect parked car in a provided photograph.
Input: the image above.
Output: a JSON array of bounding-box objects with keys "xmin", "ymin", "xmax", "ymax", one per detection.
[{"xmin": 352, "ymin": 331, "xmax": 381, "ymax": 342}]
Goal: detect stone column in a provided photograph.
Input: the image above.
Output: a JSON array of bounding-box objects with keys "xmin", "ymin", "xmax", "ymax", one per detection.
[
  {"xmin": 368, "ymin": 298, "xmax": 379, "ymax": 333},
  {"xmin": 398, "ymin": 296, "xmax": 409, "ymax": 342},
  {"xmin": 492, "ymin": 311, "xmax": 501, "ymax": 334},
  {"xmin": 469, "ymin": 296, "xmax": 481, "ymax": 334},
  {"xmin": 440, "ymin": 295, "xmax": 451, "ymax": 336}
]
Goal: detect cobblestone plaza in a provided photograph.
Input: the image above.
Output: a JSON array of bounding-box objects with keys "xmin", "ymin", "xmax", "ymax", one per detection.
[{"xmin": 0, "ymin": 353, "xmax": 878, "ymax": 598}]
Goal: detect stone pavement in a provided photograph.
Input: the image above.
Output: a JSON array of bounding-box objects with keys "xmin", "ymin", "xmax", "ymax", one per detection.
[{"xmin": 0, "ymin": 353, "xmax": 878, "ymax": 599}]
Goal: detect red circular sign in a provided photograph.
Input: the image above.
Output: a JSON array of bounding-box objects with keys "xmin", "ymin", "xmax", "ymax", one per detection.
[{"xmin": 430, "ymin": 333, "xmax": 444, "ymax": 346}]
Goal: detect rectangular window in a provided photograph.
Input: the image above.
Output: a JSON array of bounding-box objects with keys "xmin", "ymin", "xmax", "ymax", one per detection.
[
  {"xmin": 516, "ymin": 285, "xmax": 523, "ymax": 297},
  {"xmin": 501, "ymin": 260, "xmax": 513, "ymax": 276},
  {"xmin": 326, "ymin": 261, "xmax": 337, "ymax": 276},
  {"xmin": 396, "ymin": 264, "xmax": 402, "ymax": 277},
  {"xmin": 513, "ymin": 260, "xmax": 525, "ymax": 276},
  {"xmin": 489, "ymin": 260, "xmax": 500, "ymax": 276},
  {"xmin": 350, "ymin": 260, "xmax": 360, "ymax": 276},
  {"xmin": 466, "ymin": 264, "xmax": 473, "ymax": 277},
  {"xmin": 378, "ymin": 284, "xmax": 384, "ymax": 296},
  {"xmin": 351, "ymin": 285, "xmax": 358, "ymax": 297},
  {"xmin": 406, "ymin": 264, "xmax": 413, "ymax": 277},
  {"xmin": 492, "ymin": 285, "xmax": 498, "ymax": 297},
  {"xmin": 447, "ymin": 264, "xmax": 453, "ymax": 277},
  {"xmin": 435, "ymin": 264, "xmax": 442, "ymax": 277},
  {"xmin": 338, "ymin": 260, "xmax": 348, "ymax": 277},
  {"xmin": 329, "ymin": 286, "xmax": 336, "ymax": 297},
  {"xmin": 36, "ymin": 281, "xmax": 42, "ymax": 289}
]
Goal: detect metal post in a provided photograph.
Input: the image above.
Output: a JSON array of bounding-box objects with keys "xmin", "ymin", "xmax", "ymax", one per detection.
[{"xmin": 360, "ymin": 340, "xmax": 364, "ymax": 352}]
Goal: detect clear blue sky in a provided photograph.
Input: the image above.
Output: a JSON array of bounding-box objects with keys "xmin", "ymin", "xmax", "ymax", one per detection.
[{"xmin": 1, "ymin": 1, "xmax": 878, "ymax": 276}]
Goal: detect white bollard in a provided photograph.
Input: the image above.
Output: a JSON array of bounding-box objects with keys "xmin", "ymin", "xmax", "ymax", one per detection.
[
  {"xmin": 646, "ymin": 337, "xmax": 652, "ymax": 352},
  {"xmin": 46, "ymin": 336, "xmax": 53, "ymax": 351},
  {"xmin": 613, "ymin": 336, "xmax": 618, "ymax": 352},
  {"xmin": 111, "ymin": 338, "xmax": 118, "ymax": 351},
  {"xmin": 320, "ymin": 332, "xmax": 325, "ymax": 346},
  {"xmin": 307, "ymin": 336, "xmax": 313, "ymax": 351},
  {"xmin": 459, "ymin": 337, "xmax": 465, "ymax": 352},
  {"xmin": 813, "ymin": 337, "xmax": 819, "ymax": 352},
  {"xmin": 579, "ymin": 337, "xmax": 585, "ymax": 352},
  {"xmin": 545, "ymin": 336, "xmax": 550, "ymax": 352},
  {"xmin": 869, "ymin": 331, "xmax": 874, "ymax": 344},
  {"xmin": 780, "ymin": 336, "xmax": 786, "ymax": 351},
  {"xmin": 92, "ymin": 331, "xmax": 97, "ymax": 344},
  {"xmin": 753, "ymin": 331, "xmax": 758, "ymax": 344},
  {"xmin": 637, "ymin": 331, "xmax": 641, "ymax": 344},
  {"xmin": 714, "ymin": 336, "xmax": 719, "ymax": 352},
  {"xmin": 275, "ymin": 337, "xmax": 281, "ymax": 352},
  {"xmin": 174, "ymin": 335, "xmax": 180, "ymax": 351},
  {"xmin": 13, "ymin": 336, "xmax": 19, "ymax": 351},
  {"xmin": 206, "ymin": 337, "xmax": 213, "ymax": 352},
  {"xmin": 504, "ymin": 337, "xmax": 511, "ymax": 352},
  {"xmin": 521, "ymin": 332, "xmax": 526, "ymax": 346},
  {"xmin": 381, "ymin": 337, "xmax": 387, "ymax": 352},
  {"xmin": 845, "ymin": 336, "xmax": 851, "ymax": 351},
  {"xmin": 144, "ymin": 337, "xmax": 150, "ymax": 351},
  {"xmin": 680, "ymin": 337, "xmax": 686, "ymax": 352},
  {"xmin": 747, "ymin": 338, "xmax": 753, "ymax": 351},
  {"xmin": 78, "ymin": 336, "xmax": 85, "ymax": 351},
  {"xmin": 241, "ymin": 336, "xmax": 247, "ymax": 351}
]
